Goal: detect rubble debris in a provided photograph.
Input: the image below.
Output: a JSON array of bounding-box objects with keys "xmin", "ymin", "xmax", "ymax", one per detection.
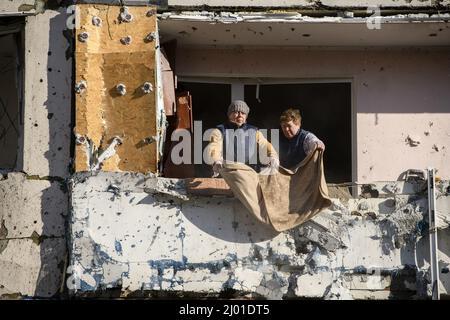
[
  {"xmin": 436, "ymin": 211, "xmax": 450, "ymax": 230},
  {"xmin": 150, "ymin": 179, "xmax": 189, "ymax": 200},
  {"xmin": 358, "ymin": 201, "xmax": 369, "ymax": 211},
  {"xmin": 361, "ymin": 184, "xmax": 379, "ymax": 198},
  {"xmin": 107, "ymin": 184, "xmax": 121, "ymax": 197},
  {"xmin": 366, "ymin": 212, "xmax": 377, "ymax": 220},
  {"xmin": 329, "ymin": 200, "xmax": 350, "ymax": 216},
  {"xmin": 384, "ymin": 199, "xmax": 396, "ymax": 208},
  {"xmin": 383, "ymin": 182, "xmax": 399, "ymax": 194},
  {"xmin": 379, "ymin": 203, "xmax": 423, "ymax": 252},
  {"xmin": 327, "ymin": 186, "xmax": 351, "ymax": 204},
  {"xmin": 432, "ymin": 144, "xmax": 439, "ymax": 152},
  {"xmin": 295, "ymin": 221, "xmax": 343, "ymax": 252}
]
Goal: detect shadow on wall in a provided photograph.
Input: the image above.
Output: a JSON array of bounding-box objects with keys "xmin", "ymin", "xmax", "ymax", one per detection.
[{"xmin": 35, "ymin": 9, "xmax": 72, "ymax": 297}]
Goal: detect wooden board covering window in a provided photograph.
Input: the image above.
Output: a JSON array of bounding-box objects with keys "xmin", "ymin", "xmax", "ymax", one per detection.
[
  {"xmin": 162, "ymin": 92, "xmax": 195, "ymax": 178},
  {"xmin": 74, "ymin": 4, "xmax": 158, "ymax": 173}
]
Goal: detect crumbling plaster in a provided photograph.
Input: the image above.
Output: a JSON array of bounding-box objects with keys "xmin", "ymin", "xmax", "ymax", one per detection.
[
  {"xmin": 80, "ymin": 0, "xmax": 450, "ymax": 9},
  {"xmin": 0, "ymin": 1, "xmax": 37, "ymax": 16},
  {"xmin": 0, "ymin": 173, "xmax": 68, "ymax": 298},
  {"xmin": 165, "ymin": 0, "xmax": 450, "ymax": 8},
  {"xmin": 23, "ymin": 8, "xmax": 72, "ymax": 178},
  {"xmin": 68, "ymin": 172, "xmax": 450, "ymax": 299},
  {"xmin": 0, "ymin": 8, "xmax": 71, "ymax": 298}
]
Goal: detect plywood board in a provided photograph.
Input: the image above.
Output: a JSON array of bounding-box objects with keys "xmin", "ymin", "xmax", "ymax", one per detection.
[
  {"xmin": 162, "ymin": 70, "xmax": 175, "ymax": 116},
  {"xmin": 74, "ymin": 4, "xmax": 158, "ymax": 173},
  {"xmin": 175, "ymin": 92, "xmax": 193, "ymax": 130}
]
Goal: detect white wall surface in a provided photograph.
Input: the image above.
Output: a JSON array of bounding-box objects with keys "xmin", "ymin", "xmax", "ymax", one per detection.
[{"xmin": 23, "ymin": 9, "xmax": 72, "ymax": 178}]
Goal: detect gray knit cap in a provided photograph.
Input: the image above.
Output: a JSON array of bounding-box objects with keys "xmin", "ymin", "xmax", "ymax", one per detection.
[{"xmin": 227, "ymin": 100, "xmax": 250, "ymax": 116}]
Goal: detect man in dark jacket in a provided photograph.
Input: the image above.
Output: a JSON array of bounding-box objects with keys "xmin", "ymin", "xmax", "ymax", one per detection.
[{"xmin": 279, "ymin": 108, "xmax": 325, "ymax": 169}]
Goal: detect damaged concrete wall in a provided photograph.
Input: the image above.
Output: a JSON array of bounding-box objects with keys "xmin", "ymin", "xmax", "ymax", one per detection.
[
  {"xmin": 23, "ymin": 9, "xmax": 72, "ymax": 178},
  {"xmin": 0, "ymin": 8, "xmax": 71, "ymax": 298},
  {"xmin": 0, "ymin": 0, "xmax": 37, "ymax": 16},
  {"xmin": 175, "ymin": 47, "xmax": 450, "ymax": 182},
  {"xmin": 0, "ymin": 173, "xmax": 67, "ymax": 298},
  {"xmin": 0, "ymin": 33, "xmax": 21, "ymax": 169},
  {"xmin": 167, "ymin": 0, "xmax": 450, "ymax": 8},
  {"xmin": 68, "ymin": 172, "xmax": 450, "ymax": 299}
]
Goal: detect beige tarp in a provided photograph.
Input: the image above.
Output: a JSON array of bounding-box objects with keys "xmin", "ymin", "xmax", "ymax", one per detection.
[{"xmin": 219, "ymin": 149, "xmax": 332, "ymax": 232}]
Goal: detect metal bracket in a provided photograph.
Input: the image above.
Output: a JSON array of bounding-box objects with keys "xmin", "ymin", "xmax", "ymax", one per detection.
[
  {"xmin": 427, "ymin": 167, "xmax": 440, "ymax": 300},
  {"xmin": 405, "ymin": 169, "xmax": 426, "ymax": 182},
  {"xmin": 92, "ymin": 16, "xmax": 102, "ymax": 27},
  {"xmin": 75, "ymin": 134, "xmax": 86, "ymax": 145},
  {"xmin": 144, "ymin": 32, "xmax": 156, "ymax": 43},
  {"xmin": 141, "ymin": 82, "xmax": 153, "ymax": 93},
  {"xmin": 78, "ymin": 32, "xmax": 89, "ymax": 43},
  {"xmin": 120, "ymin": 35, "xmax": 132, "ymax": 45},
  {"xmin": 116, "ymin": 83, "xmax": 127, "ymax": 96},
  {"xmin": 143, "ymin": 136, "xmax": 157, "ymax": 144},
  {"xmin": 91, "ymin": 136, "xmax": 123, "ymax": 171},
  {"xmin": 119, "ymin": 6, "xmax": 133, "ymax": 23}
]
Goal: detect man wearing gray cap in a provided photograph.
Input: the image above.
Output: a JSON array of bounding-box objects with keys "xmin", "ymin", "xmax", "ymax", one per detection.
[{"xmin": 206, "ymin": 100, "xmax": 279, "ymax": 176}]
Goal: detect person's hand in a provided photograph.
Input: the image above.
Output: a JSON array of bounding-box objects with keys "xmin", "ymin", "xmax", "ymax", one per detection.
[
  {"xmin": 269, "ymin": 156, "xmax": 280, "ymax": 169},
  {"xmin": 260, "ymin": 156, "xmax": 279, "ymax": 176},
  {"xmin": 212, "ymin": 159, "xmax": 223, "ymax": 177},
  {"xmin": 316, "ymin": 141, "xmax": 325, "ymax": 152}
]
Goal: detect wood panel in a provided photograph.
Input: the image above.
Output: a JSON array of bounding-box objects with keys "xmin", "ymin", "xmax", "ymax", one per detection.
[{"xmin": 74, "ymin": 4, "xmax": 158, "ymax": 173}]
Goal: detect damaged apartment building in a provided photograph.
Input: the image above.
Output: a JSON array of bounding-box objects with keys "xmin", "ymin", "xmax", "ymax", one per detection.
[{"xmin": 0, "ymin": 0, "xmax": 450, "ymax": 300}]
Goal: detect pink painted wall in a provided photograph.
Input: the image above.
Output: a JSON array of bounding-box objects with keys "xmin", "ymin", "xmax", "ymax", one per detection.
[{"xmin": 176, "ymin": 47, "xmax": 450, "ymax": 182}]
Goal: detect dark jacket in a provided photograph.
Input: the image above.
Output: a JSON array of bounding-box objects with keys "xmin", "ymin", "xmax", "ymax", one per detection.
[
  {"xmin": 279, "ymin": 128, "xmax": 310, "ymax": 169},
  {"xmin": 216, "ymin": 122, "xmax": 259, "ymax": 170}
]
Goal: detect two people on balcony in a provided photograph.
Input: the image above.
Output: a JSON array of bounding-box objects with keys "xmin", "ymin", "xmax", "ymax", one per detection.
[{"xmin": 208, "ymin": 100, "xmax": 325, "ymax": 176}]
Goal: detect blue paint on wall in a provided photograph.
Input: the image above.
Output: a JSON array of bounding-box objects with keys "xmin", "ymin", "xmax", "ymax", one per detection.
[{"xmin": 115, "ymin": 239, "xmax": 123, "ymax": 256}]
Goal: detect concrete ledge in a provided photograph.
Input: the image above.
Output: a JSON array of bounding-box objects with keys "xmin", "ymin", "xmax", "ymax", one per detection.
[
  {"xmin": 185, "ymin": 178, "xmax": 233, "ymax": 197},
  {"xmin": 68, "ymin": 172, "xmax": 450, "ymax": 298}
]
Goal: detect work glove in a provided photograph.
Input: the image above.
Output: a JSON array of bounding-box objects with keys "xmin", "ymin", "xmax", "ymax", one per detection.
[{"xmin": 212, "ymin": 159, "xmax": 223, "ymax": 178}]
